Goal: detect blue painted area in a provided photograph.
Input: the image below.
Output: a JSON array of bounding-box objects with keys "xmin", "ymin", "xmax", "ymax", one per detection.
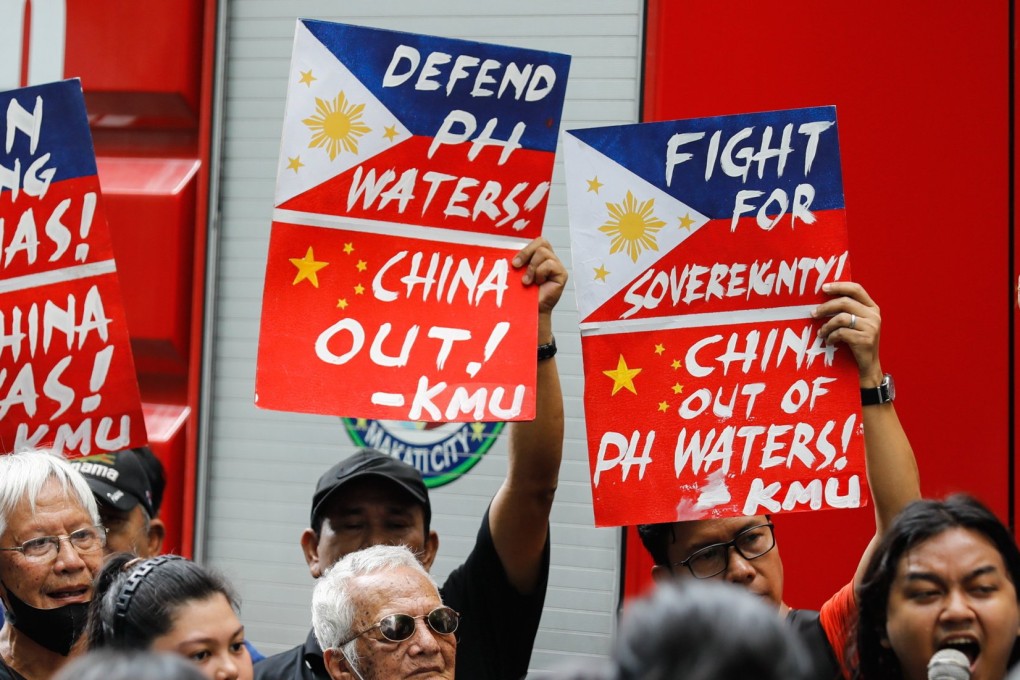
[
  {"xmin": 0, "ymin": 79, "xmax": 98, "ymax": 186},
  {"xmin": 302, "ymin": 19, "xmax": 570, "ymax": 153},
  {"xmin": 567, "ymin": 106, "xmax": 844, "ymax": 218}
]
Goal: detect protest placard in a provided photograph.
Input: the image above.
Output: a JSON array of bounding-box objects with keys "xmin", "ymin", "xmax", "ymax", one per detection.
[
  {"xmin": 564, "ymin": 106, "xmax": 867, "ymax": 527},
  {"xmin": 0, "ymin": 79, "xmax": 145, "ymax": 457},
  {"xmin": 256, "ymin": 20, "xmax": 569, "ymax": 422}
]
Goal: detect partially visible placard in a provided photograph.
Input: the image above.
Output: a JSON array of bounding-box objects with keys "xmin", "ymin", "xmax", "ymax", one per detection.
[
  {"xmin": 256, "ymin": 20, "xmax": 570, "ymax": 422},
  {"xmin": 565, "ymin": 106, "xmax": 867, "ymax": 527},
  {"xmin": 0, "ymin": 79, "xmax": 145, "ymax": 456}
]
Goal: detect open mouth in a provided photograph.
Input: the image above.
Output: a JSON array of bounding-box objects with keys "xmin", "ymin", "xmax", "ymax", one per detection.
[
  {"xmin": 940, "ymin": 638, "xmax": 980, "ymax": 667},
  {"xmin": 47, "ymin": 586, "xmax": 89, "ymax": 603}
]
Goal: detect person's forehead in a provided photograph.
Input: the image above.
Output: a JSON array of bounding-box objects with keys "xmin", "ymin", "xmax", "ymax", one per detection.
[
  {"xmin": 353, "ymin": 568, "xmax": 440, "ymax": 618},
  {"xmin": 4, "ymin": 480, "xmax": 92, "ymax": 537},
  {"xmin": 323, "ymin": 477, "xmax": 422, "ymax": 515},
  {"xmin": 669, "ymin": 515, "xmax": 769, "ymax": 550},
  {"xmin": 897, "ymin": 527, "xmax": 1009, "ymax": 581}
]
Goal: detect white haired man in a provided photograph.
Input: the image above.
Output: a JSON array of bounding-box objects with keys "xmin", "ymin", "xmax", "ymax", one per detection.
[
  {"xmin": 0, "ymin": 450, "xmax": 106, "ymax": 679},
  {"xmin": 312, "ymin": 545, "xmax": 457, "ymax": 680}
]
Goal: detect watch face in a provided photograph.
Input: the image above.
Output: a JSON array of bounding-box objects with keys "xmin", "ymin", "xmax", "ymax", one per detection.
[{"xmin": 885, "ymin": 374, "xmax": 895, "ymax": 401}]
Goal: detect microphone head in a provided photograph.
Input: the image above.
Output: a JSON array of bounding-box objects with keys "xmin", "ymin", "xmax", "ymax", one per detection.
[{"xmin": 927, "ymin": 648, "xmax": 971, "ymax": 680}]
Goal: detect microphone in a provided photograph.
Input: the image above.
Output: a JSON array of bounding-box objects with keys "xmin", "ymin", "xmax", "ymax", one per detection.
[{"xmin": 927, "ymin": 649, "xmax": 970, "ymax": 680}]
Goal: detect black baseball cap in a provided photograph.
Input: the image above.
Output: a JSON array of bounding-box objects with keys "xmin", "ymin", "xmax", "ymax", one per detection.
[
  {"xmin": 131, "ymin": 447, "xmax": 166, "ymax": 515},
  {"xmin": 311, "ymin": 449, "xmax": 431, "ymax": 530},
  {"xmin": 70, "ymin": 449, "xmax": 156, "ymax": 517}
]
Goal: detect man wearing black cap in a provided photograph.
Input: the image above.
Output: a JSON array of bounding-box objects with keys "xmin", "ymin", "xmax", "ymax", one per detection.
[
  {"xmin": 256, "ymin": 238, "xmax": 566, "ymax": 680},
  {"xmin": 68, "ymin": 447, "xmax": 166, "ymax": 558}
]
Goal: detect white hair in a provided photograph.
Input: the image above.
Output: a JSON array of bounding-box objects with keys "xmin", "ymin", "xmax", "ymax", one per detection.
[
  {"xmin": 311, "ymin": 544, "xmax": 436, "ymax": 674},
  {"xmin": 0, "ymin": 449, "xmax": 100, "ymax": 537}
]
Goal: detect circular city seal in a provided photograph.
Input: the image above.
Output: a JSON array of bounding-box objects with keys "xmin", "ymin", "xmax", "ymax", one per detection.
[{"xmin": 342, "ymin": 418, "xmax": 505, "ymax": 488}]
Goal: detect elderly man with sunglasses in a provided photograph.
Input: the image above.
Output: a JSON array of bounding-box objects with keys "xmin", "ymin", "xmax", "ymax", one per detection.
[
  {"xmin": 0, "ymin": 449, "xmax": 107, "ymax": 680},
  {"xmin": 313, "ymin": 545, "xmax": 458, "ymax": 680},
  {"xmin": 637, "ymin": 282, "xmax": 921, "ymax": 679}
]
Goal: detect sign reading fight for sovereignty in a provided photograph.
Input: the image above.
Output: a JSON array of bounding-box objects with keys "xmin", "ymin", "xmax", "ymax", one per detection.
[
  {"xmin": 564, "ymin": 107, "xmax": 867, "ymax": 527},
  {"xmin": 256, "ymin": 20, "xmax": 570, "ymax": 422},
  {"xmin": 0, "ymin": 80, "xmax": 145, "ymax": 456}
]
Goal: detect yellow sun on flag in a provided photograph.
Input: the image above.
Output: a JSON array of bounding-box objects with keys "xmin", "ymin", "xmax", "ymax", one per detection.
[
  {"xmin": 303, "ymin": 92, "xmax": 371, "ymax": 161},
  {"xmin": 599, "ymin": 191, "xmax": 667, "ymax": 263}
]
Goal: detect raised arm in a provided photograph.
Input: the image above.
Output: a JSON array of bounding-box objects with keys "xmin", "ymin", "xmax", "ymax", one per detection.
[
  {"xmin": 489, "ymin": 237, "xmax": 567, "ymax": 594},
  {"xmin": 813, "ymin": 281, "xmax": 919, "ymax": 586}
]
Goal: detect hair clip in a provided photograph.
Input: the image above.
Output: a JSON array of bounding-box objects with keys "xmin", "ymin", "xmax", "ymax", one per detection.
[{"xmin": 112, "ymin": 555, "xmax": 185, "ymax": 634}]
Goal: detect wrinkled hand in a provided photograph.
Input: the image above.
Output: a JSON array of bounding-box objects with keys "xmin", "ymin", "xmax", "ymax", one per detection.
[
  {"xmin": 811, "ymin": 281, "xmax": 883, "ymax": 387},
  {"xmin": 513, "ymin": 237, "xmax": 568, "ymax": 315}
]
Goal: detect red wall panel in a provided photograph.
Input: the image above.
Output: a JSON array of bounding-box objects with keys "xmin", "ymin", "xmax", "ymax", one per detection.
[
  {"xmin": 64, "ymin": 1, "xmax": 204, "ymax": 114},
  {"xmin": 635, "ymin": 0, "xmax": 1010, "ymax": 609},
  {"xmin": 56, "ymin": 0, "xmax": 216, "ymax": 556}
]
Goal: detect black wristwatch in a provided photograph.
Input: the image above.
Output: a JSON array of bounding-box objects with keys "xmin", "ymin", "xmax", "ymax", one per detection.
[
  {"xmin": 861, "ymin": 373, "xmax": 895, "ymax": 406},
  {"xmin": 537, "ymin": 336, "xmax": 557, "ymax": 361}
]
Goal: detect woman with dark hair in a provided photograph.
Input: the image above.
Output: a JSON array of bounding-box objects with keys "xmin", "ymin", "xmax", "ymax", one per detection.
[
  {"xmin": 86, "ymin": 553, "xmax": 253, "ymax": 680},
  {"xmin": 854, "ymin": 495, "xmax": 1020, "ymax": 680}
]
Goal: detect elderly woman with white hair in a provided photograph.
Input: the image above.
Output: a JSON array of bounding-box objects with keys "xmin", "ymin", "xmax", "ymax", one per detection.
[{"xmin": 0, "ymin": 450, "xmax": 105, "ymax": 680}]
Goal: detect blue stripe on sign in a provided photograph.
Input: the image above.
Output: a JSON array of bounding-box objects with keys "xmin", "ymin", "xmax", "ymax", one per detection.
[{"xmin": 567, "ymin": 106, "xmax": 845, "ymax": 219}]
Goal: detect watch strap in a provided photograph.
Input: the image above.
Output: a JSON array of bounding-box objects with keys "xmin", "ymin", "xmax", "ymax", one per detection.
[
  {"xmin": 537, "ymin": 336, "xmax": 557, "ymax": 361},
  {"xmin": 861, "ymin": 373, "xmax": 893, "ymax": 406}
]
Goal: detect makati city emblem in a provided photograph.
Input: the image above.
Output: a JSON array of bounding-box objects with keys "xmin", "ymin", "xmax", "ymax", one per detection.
[{"xmin": 343, "ymin": 419, "xmax": 504, "ymax": 487}]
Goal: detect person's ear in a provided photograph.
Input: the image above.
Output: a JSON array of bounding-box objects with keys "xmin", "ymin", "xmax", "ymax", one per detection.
[
  {"xmin": 419, "ymin": 530, "xmax": 439, "ymax": 571},
  {"xmin": 323, "ymin": 647, "xmax": 356, "ymax": 680},
  {"xmin": 146, "ymin": 517, "xmax": 165, "ymax": 557},
  {"xmin": 301, "ymin": 528, "xmax": 324, "ymax": 578}
]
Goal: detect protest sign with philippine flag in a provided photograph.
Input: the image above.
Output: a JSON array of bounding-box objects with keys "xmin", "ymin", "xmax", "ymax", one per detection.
[
  {"xmin": 0, "ymin": 79, "xmax": 145, "ymax": 457},
  {"xmin": 564, "ymin": 106, "xmax": 868, "ymax": 527},
  {"xmin": 256, "ymin": 19, "xmax": 569, "ymax": 422}
]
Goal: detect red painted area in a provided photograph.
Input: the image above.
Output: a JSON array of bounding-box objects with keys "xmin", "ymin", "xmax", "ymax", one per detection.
[
  {"xmin": 256, "ymin": 222, "xmax": 538, "ymax": 421},
  {"xmin": 64, "ymin": 2, "xmax": 204, "ymax": 114},
  {"xmin": 1014, "ymin": 2, "xmax": 1020, "ymax": 538},
  {"xmin": 278, "ymin": 138, "xmax": 554, "ymax": 241},
  {"xmin": 634, "ymin": 0, "xmax": 1009, "ymax": 609}
]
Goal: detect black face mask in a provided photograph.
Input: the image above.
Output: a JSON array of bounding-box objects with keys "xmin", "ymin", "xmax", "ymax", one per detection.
[{"xmin": 2, "ymin": 585, "xmax": 89, "ymax": 656}]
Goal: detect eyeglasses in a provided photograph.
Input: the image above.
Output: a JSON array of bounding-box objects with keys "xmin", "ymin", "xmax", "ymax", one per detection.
[
  {"xmin": 0, "ymin": 525, "xmax": 107, "ymax": 562},
  {"xmin": 339, "ymin": 606, "xmax": 460, "ymax": 647},
  {"xmin": 673, "ymin": 522, "xmax": 775, "ymax": 579}
]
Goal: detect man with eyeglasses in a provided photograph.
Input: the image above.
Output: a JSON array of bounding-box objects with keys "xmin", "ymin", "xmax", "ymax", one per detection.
[
  {"xmin": 637, "ymin": 282, "xmax": 921, "ymax": 679},
  {"xmin": 257, "ymin": 238, "xmax": 566, "ymax": 680},
  {"xmin": 312, "ymin": 544, "xmax": 457, "ymax": 680},
  {"xmin": 0, "ymin": 449, "xmax": 107, "ymax": 680},
  {"xmin": 67, "ymin": 447, "xmax": 166, "ymax": 558}
]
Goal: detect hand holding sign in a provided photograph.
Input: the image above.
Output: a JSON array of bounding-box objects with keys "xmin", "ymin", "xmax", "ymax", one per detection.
[
  {"xmin": 513, "ymin": 237, "xmax": 567, "ymax": 319},
  {"xmin": 812, "ymin": 281, "xmax": 884, "ymax": 387}
]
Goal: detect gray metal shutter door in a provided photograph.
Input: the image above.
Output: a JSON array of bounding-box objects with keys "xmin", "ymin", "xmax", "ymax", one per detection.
[{"xmin": 204, "ymin": 1, "xmax": 643, "ymax": 671}]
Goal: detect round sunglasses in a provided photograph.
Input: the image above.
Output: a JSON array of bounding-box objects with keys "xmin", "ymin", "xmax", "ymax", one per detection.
[{"xmin": 340, "ymin": 606, "xmax": 460, "ymax": 646}]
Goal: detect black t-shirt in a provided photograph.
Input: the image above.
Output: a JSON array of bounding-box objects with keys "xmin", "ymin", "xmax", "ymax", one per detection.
[
  {"xmin": 255, "ymin": 507, "xmax": 550, "ymax": 680},
  {"xmin": 786, "ymin": 608, "xmax": 840, "ymax": 680}
]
